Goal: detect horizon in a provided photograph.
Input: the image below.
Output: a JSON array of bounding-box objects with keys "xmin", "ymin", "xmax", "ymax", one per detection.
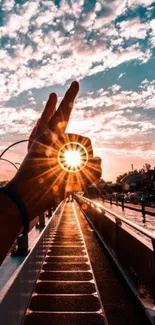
[{"xmin": 0, "ymin": 0, "xmax": 155, "ymax": 182}]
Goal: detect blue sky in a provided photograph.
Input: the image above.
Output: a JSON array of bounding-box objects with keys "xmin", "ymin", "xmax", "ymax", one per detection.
[{"xmin": 0, "ymin": 0, "xmax": 155, "ymax": 180}]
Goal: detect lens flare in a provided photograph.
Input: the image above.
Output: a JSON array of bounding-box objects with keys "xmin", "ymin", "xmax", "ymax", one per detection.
[
  {"xmin": 58, "ymin": 141, "xmax": 88, "ymax": 173},
  {"xmin": 64, "ymin": 150, "xmax": 81, "ymax": 168}
]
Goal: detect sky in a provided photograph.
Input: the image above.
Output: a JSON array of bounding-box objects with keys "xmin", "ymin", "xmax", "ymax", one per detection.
[{"xmin": 0, "ymin": 0, "xmax": 155, "ymax": 182}]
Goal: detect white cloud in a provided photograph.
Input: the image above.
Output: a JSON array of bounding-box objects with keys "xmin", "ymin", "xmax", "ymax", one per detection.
[
  {"xmin": 0, "ymin": 0, "xmax": 153, "ymax": 102},
  {"xmin": 0, "ymin": 1, "xmax": 39, "ymax": 37},
  {"xmin": 0, "ymin": 0, "xmax": 155, "ymax": 182},
  {"xmin": 117, "ymin": 73, "xmax": 126, "ymax": 80},
  {"xmin": 0, "ymin": 107, "xmax": 39, "ymax": 134},
  {"xmin": 128, "ymin": 0, "xmax": 155, "ymax": 8},
  {"xmin": 74, "ymin": 79, "xmax": 155, "ymax": 114},
  {"xmin": 66, "ymin": 80, "xmax": 155, "ymax": 147},
  {"xmin": 149, "ymin": 19, "xmax": 155, "ymax": 47},
  {"xmin": 110, "ymin": 84, "xmax": 121, "ymax": 93},
  {"xmin": 118, "ymin": 18, "xmax": 148, "ymax": 39},
  {"xmin": 0, "ymin": 39, "xmax": 150, "ymax": 102},
  {"xmin": 2, "ymin": 0, "xmax": 14, "ymax": 11}
]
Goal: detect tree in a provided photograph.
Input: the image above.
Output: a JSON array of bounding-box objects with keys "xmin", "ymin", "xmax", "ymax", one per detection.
[
  {"xmin": 145, "ymin": 163, "xmax": 151, "ymax": 171},
  {"xmin": 116, "ymin": 172, "xmax": 127, "ymax": 183}
]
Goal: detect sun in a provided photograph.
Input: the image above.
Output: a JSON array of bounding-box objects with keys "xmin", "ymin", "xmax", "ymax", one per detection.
[
  {"xmin": 58, "ymin": 141, "xmax": 88, "ymax": 173},
  {"xmin": 64, "ymin": 150, "xmax": 82, "ymax": 168}
]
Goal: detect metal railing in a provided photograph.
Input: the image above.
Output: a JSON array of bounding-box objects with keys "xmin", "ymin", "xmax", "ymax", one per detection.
[
  {"xmin": 106, "ymin": 196, "xmax": 155, "ymax": 221},
  {"xmin": 11, "ymin": 208, "xmax": 53, "ymax": 256},
  {"xmin": 0, "ymin": 201, "xmax": 65, "ymax": 325},
  {"xmin": 75, "ymin": 194, "xmax": 155, "ymax": 306},
  {"xmin": 75, "ymin": 194, "xmax": 155, "ymax": 240}
]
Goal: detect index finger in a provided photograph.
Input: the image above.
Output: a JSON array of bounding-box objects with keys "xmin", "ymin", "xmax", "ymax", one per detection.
[
  {"xmin": 48, "ymin": 81, "xmax": 79, "ymax": 133},
  {"xmin": 41, "ymin": 92, "xmax": 57, "ymax": 124}
]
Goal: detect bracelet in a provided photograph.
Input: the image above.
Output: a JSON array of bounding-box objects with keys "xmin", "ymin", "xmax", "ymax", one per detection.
[{"xmin": 0, "ymin": 186, "xmax": 29, "ymax": 235}]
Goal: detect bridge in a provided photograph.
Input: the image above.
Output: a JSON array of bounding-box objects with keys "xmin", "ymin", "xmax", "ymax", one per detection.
[{"xmin": 0, "ymin": 194, "xmax": 154, "ymax": 325}]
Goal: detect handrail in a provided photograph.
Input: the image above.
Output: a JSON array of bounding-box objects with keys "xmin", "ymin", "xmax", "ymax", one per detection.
[
  {"xmin": 0, "ymin": 200, "xmax": 65, "ymax": 325},
  {"xmin": 75, "ymin": 194, "xmax": 155, "ymax": 241}
]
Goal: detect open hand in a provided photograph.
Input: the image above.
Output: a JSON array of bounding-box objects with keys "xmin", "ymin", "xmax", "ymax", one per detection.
[{"xmin": 8, "ymin": 81, "xmax": 102, "ymax": 220}]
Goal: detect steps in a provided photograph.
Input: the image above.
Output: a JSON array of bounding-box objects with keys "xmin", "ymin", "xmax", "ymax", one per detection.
[{"xmin": 24, "ymin": 202, "xmax": 107, "ymax": 325}]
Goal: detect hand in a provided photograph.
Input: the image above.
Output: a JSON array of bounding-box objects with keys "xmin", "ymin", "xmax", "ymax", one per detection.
[{"xmin": 8, "ymin": 81, "xmax": 101, "ymax": 220}]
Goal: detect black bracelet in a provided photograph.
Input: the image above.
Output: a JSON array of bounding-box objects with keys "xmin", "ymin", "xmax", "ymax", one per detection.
[{"xmin": 0, "ymin": 186, "xmax": 29, "ymax": 235}]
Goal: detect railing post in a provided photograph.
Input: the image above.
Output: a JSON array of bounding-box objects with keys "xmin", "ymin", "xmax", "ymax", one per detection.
[
  {"xmin": 36, "ymin": 213, "xmax": 45, "ymax": 228},
  {"xmin": 110, "ymin": 194, "xmax": 112, "ymax": 206},
  {"xmin": 46, "ymin": 208, "xmax": 52, "ymax": 218},
  {"xmin": 115, "ymin": 217, "xmax": 122, "ymax": 259},
  {"xmin": 116, "ymin": 194, "xmax": 118, "ymax": 206},
  {"xmin": 121, "ymin": 194, "xmax": 124, "ymax": 211},
  {"xmin": 151, "ymin": 239, "xmax": 155, "ymax": 303},
  {"xmin": 11, "ymin": 234, "xmax": 29, "ymax": 256},
  {"xmin": 141, "ymin": 198, "xmax": 146, "ymax": 223}
]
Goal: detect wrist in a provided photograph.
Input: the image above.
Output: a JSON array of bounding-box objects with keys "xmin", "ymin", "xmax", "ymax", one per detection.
[
  {"xmin": 0, "ymin": 191, "xmax": 22, "ymax": 231},
  {"xmin": 0, "ymin": 191, "xmax": 22, "ymax": 264},
  {"xmin": 7, "ymin": 177, "xmax": 35, "ymax": 222},
  {"xmin": 7, "ymin": 175, "xmax": 55, "ymax": 221},
  {"xmin": 0, "ymin": 186, "xmax": 29, "ymax": 235}
]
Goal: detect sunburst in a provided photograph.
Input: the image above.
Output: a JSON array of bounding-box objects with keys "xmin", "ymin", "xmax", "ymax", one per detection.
[
  {"xmin": 58, "ymin": 141, "xmax": 88, "ymax": 173},
  {"xmin": 26, "ymin": 133, "xmax": 100, "ymax": 200}
]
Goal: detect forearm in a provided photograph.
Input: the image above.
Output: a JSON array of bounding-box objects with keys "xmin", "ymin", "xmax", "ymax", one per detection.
[
  {"xmin": 0, "ymin": 179, "xmax": 53, "ymax": 265},
  {"xmin": 0, "ymin": 192, "xmax": 22, "ymax": 265}
]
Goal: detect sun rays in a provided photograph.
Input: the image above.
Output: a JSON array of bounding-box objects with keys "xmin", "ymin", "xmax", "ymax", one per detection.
[{"xmin": 25, "ymin": 133, "xmax": 101, "ymax": 206}]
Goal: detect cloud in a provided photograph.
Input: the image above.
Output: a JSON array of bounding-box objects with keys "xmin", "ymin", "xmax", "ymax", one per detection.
[
  {"xmin": 117, "ymin": 73, "xmax": 126, "ymax": 80},
  {"xmin": 1, "ymin": 2, "xmax": 39, "ymax": 37},
  {"xmin": 66, "ymin": 80, "xmax": 155, "ymax": 155},
  {"xmin": 128, "ymin": 0, "xmax": 155, "ymax": 8},
  {"xmin": 76, "ymin": 79, "xmax": 155, "ymax": 112},
  {"xmin": 0, "ymin": 0, "xmax": 153, "ymax": 103},
  {"xmin": 0, "ymin": 0, "xmax": 155, "ymax": 181},
  {"xmin": 117, "ymin": 18, "xmax": 148, "ymax": 39},
  {"xmin": 1, "ymin": 0, "xmax": 14, "ymax": 11},
  {"xmin": 0, "ymin": 106, "xmax": 39, "ymax": 135},
  {"xmin": 95, "ymin": 140, "xmax": 155, "ymax": 152},
  {"xmin": 149, "ymin": 19, "xmax": 155, "ymax": 47}
]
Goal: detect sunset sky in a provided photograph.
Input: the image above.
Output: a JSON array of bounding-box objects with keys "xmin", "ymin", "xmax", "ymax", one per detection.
[{"xmin": 0, "ymin": 0, "xmax": 155, "ymax": 182}]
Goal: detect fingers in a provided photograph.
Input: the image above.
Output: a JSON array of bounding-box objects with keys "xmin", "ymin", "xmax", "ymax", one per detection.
[
  {"xmin": 28, "ymin": 93, "xmax": 57, "ymax": 150},
  {"xmin": 48, "ymin": 81, "xmax": 79, "ymax": 133},
  {"xmin": 41, "ymin": 93, "xmax": 57, "ymax": 124},
  {"xmin": 28, "ymin": 82, "xmax": 78, "ymax": 149},
  {"xmin": 86, "ymin": 156, "xmax": 102, "ymax": 181},
  {"xmin": 92, "ymin": 157, "xmax": 102, "ymax": 180},
  {"xmin": 38, "ymin": 93, "xmax": 58, "ymax": 135},
  {"xmin": 92, "ymin": 157, "xmax": 102, "ymax": 166},
  {"xmin": 28, "ymin": 120, "xmax": 39, "ymax": 151}
]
